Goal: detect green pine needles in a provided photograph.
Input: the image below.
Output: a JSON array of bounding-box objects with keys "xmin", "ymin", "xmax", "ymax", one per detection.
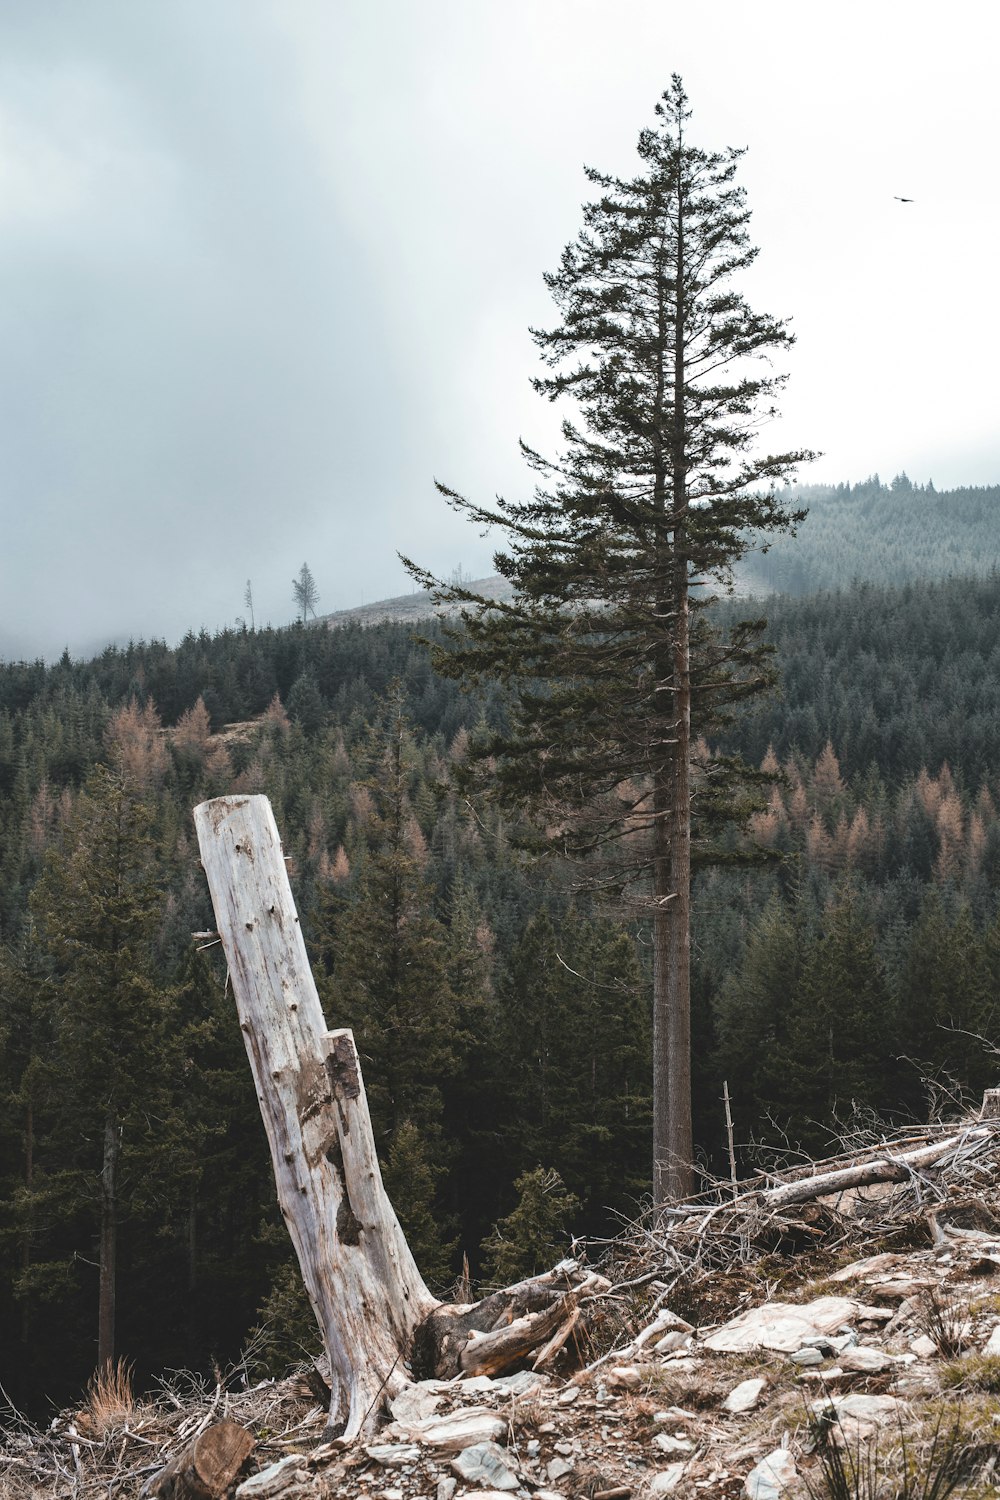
[{"xmin": 406, "ymin": 76, "xmax": 815, "ymax": 1205}]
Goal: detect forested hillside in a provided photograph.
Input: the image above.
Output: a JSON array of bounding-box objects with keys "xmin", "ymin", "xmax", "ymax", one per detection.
[
  {"xmin": 3, "ymin": 574, "xmax": 1000, "ymax": 1414},
  {"xmin": 740, "ymin": 475, "xmax": 1000, "ymax": 594}
]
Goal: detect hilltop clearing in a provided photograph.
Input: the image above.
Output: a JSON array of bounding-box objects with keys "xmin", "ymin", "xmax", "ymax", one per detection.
[{"xmin": 317, "ymin": 577, "xmax": 515, "ymax": 630}]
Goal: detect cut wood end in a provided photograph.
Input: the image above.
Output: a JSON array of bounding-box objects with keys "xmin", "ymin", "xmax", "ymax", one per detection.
[
  {"xmin": 980, "ymin": 1088, "xmax": 1000, "ymax": 1120},
  {"xmin": 143, "ymin": 1420, "xmax": 255, "ymax": 1500}
]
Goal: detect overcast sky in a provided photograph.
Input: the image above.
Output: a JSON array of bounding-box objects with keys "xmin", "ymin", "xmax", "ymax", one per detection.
[{"xmin": 2, "ymin": 0, "xmax": 997, "ymax": 660}]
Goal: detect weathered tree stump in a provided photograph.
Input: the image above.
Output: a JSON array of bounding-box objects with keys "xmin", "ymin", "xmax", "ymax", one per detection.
[
  {"xmin": 194, "ymin": 796, "xmax": 603, "ymax": 1438},
  {"xmin": 143, "ymin": 1421, "xmax": 254, "ymax": 1500},
  {"xmin": 980, "ymin": 1089, "xmax": 1000, "ymax": 1121},
  {"xmin": 413, "ymin": 1260, "xmax": 608, "ymax": 1379},
  {"xmin": 194, "ymin": 797, "xmax": 439, "ymax": 1440}
]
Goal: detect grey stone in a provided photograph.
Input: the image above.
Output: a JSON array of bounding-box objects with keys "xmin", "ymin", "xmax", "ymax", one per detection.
[
  {"xmin": 653, "ymin": 1432, "xmax": 694, "ymax": 1455},
  {"xmin": 450, "ymin": 1441, "xmax": 521, "ymax": 1491},
  {"xmin": 365, "ymin": 1444, "xmax": 424, "ymax": 1467},
  {"xmin": 654, "ymin": 1405, "xmax": 698, "ymax": 1423},
  {"xmin": 801, "ymin": 1331, "xmax": 858, "ymax": 1354},
  {"xmin": 493, "ymin": 1369, "xmax": 551, "ymax": 1397},
  {"xmin": 454, "ymin": 1375, "xmax": 497, "ymax": 1394},
  {"xmin": 407, "ymin": 1408, "xmax": 506, "ymax": 1451},
  {"xmin": 650, "ymin": 1465, "xmax": 687, "ymax": 1494},
  {"xmin": 830, "ymin": 1332, "xmax": 858, "ymax": 1351},
  {"xmin": 457, "ymin": 1493, "xmax": 524, "ymax": 1500},
  {"xmin": 744, "ymin": 1448, "xmax": 797, "ymax": 1500},
  {"xmin": 790, "ymin": 1346, "xmax": 824, "ymax": 1366},
  {"xmin": 871, "ymin": 1278, "xmax": 933, "ymax": 1301},
  {"xmin": 853, "ymin": 1303, "xmax": 895, "ymax": 1322},
  {"xmin": 653, "ymin": 1330, "xmax": 690, "ymax": 1354},
  {"xmin": 722, "ymin": 1377, "xmax": 766, "ymax": 1414},
  {"xmin": 389, "ymin": 1381, "xmax": 448, "ymax": 1425},
  {"xmin": 838, "ymin": 1346, "xmax": 893, "ymax": 1374},
  {"xmin": 810, "ymin": 1393, "xmax": 901, "ymax": 1442},
  {"xmin": 705, "ymin": 1296, "xmax": 856, "ymax": 1354}
]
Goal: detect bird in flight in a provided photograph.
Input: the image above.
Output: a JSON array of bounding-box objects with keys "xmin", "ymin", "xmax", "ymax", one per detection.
[{"xmin": 894, "ymin": 196, "xmax": 915, "ymax": 202}]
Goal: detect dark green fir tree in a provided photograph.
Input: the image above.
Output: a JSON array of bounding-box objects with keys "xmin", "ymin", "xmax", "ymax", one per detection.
[
  {"xmin": 779, "ymin": 888, "xmax": 895, "ymax": 1149},
  {"xmin": 480, "ymin": 1167, "xmax": 580, "ymax": 1286},
  {"xmin": 29, "ymin": 765, "xmax": 175, "ymax": 1373},
  {"xmin": 406, "ymin": 77, "xmax": 814, "ymax": 1202},
  {"xmin": 312, "ymin": 690, "xmax": 462, "ymax": 1273}
]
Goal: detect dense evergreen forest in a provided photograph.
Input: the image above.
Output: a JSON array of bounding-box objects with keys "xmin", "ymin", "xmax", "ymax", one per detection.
[
  {"xmin": 740, "ymin": 475, "xmax": 1000, "ymax": 594},
  {"xmin": 3, "ymin": 569, "xmax": 1000, "ymax": 1413}
]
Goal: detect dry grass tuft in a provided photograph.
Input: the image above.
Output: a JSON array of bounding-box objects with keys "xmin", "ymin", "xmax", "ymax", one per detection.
[
  {"xmin": 939, "ymin": 1353, "xmax": 1000, "ymax": 1394},
  {"xmin": 84, "ymin": 1358, "xmax": 136, "ymax": 1435},
  {"xmin": 801, "ymin": 1406, "xmax": 971, "ymax": 1500},
  {"xmin": 506, "ymin": 1392, "xmax": 551, "ymax": 1433},
  {"xmin": 915, "ymin": 1289, "xmax": 970, "ymax": 1360}
]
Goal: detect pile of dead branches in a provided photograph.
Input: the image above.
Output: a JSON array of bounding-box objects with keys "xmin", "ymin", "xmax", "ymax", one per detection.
[
  {"xmin": 0, "ymin": 1362, "xmax": 324, "ymax": 1500},
  {"xmin": 589, "ymin": 1113, "xmax": 1000, "ymax": 1335},
  {"xmin": 7, "ymin": 1113, "xmax": 1000, "ymax": 1495}
]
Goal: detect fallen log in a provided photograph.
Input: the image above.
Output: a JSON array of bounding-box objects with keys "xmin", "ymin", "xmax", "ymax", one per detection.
[
  {"xmin": 758, "ymin": 1127, "xmax": 993, "ymax": 1211},
  {"xmin": 142, "ymin": 1421, "xmax": 254, "ymax": 1500}
]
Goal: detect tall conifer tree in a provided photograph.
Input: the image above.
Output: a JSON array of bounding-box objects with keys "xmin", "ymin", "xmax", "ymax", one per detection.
[
  {"xmin": 406, "ymin": 78, "xmax": 813, "ymax": 1202},
  {"xmin": 312, "ymin": 689, "xmax": 461, "ymax": 1267},
  {"xmin": 30, "ymin": 766, "xmax": 170, "ymax": 1371}
]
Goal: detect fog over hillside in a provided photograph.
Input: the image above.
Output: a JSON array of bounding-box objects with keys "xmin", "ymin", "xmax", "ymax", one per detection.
[
  {"xmin": 3, "ymin": 3, "xmax": 1000, "ymax": 659},
  {"xmin": 313, "ymin": 477, "xmax": 1000, "ymax": 632}
]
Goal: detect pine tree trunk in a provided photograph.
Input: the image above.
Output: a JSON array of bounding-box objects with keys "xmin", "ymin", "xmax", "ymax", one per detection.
[
  {"xmin": 651, "ymin": 778, "xmax": 673, "ymax": 1210},
  {"xmin": 663, "ymin": 167, "xmax": 694, "ymax": 1204},
  {"xmin": 193, "ymin": 796, "xmax": 439, "ymax": 1441},
  {"xmin": 666, "ymin": 571, "xmax": 693, "ymax": 1201},
  {"xmin": 20, "ymin": 1094, "xmax": 33, "ymax": 1347},
  {"xmin": 98, "ymin": 1111, "xmax": 119, "ymax": 1371}
]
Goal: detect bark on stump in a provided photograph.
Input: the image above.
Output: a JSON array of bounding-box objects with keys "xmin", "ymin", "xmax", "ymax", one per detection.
[
  {"xmin": 143, "ymin": 1421, "xmax": 254, "ymax": 1500},
  {"xmin": 194, "ymin": 796, "xmax": 439, "ymax": 1440},
  {"xmin": 194, "ymin": 796, "xmax": 603, "ymax": 1436},
  {"xmin": 412, "ymin": 1260, "xmax": 608, "ymax": 1379}
]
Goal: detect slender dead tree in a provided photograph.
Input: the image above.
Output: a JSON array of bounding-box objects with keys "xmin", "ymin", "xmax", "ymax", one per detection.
[{"xmin": 292, "ymin": 562, "xmax": 319, "ymax": 622}]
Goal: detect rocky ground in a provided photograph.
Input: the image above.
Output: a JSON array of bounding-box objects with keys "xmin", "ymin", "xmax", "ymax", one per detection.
[
  {"xmin": 250, "ymin": 1237, "xmax": 1000, "ymax": 1499},
  {"xmin": 8, "ymin": 1123, "xmax": 1000, "ymax": 1498}
]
